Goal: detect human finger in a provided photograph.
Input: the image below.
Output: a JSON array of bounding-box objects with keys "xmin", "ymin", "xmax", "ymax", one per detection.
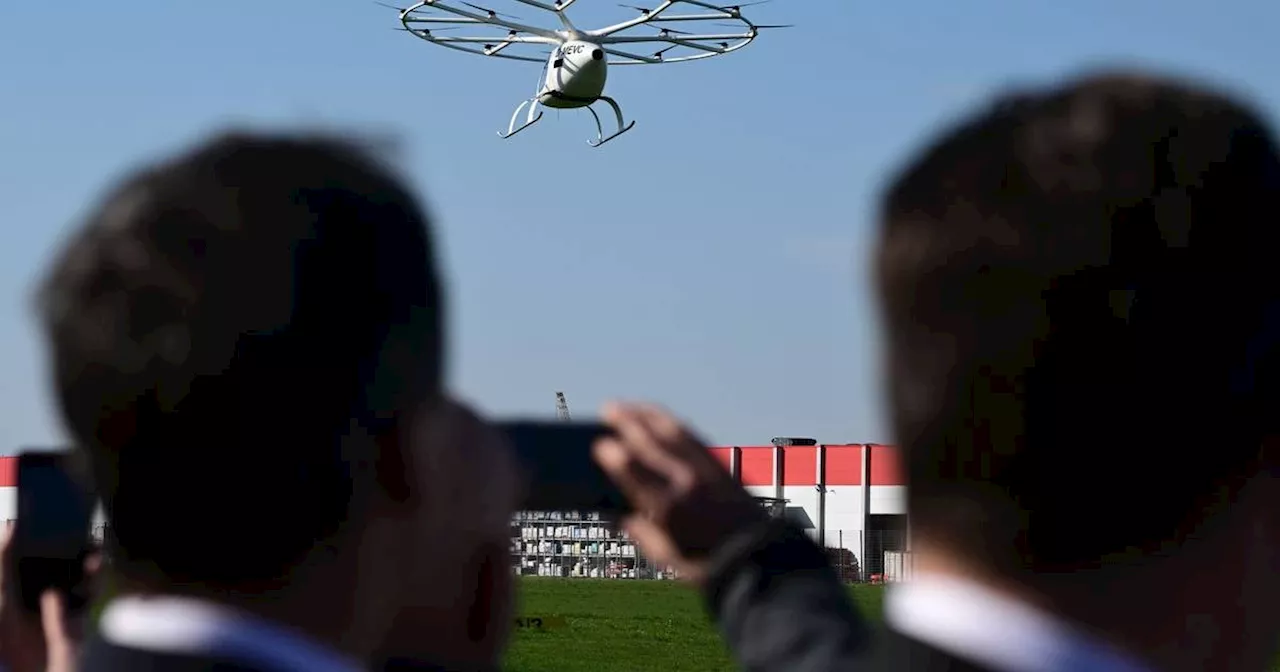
[
  {"xmin": 600, "ymin": 403, "xmax": 691, "ymax": 488},
  {"xmin": 626, "ymin": 404, "xmax": 693, "ymax": 445},
  {"xmin": 592, "ymin": 437, "xmax": 674, "ymax": 514},
  {"xmin": 41, "ymin": 590, "xmax": 81, "ymax": 672},
  {"xmin": 39, "ymin": 591, "xmax": 65, "ymax": 641},
  {"xmin": 618, "ymin": 515, "xmax": 683, "ymax": 574},
  {"xmin": 624, "ymin": 404, "xmax": 719, "ymax": 469}
]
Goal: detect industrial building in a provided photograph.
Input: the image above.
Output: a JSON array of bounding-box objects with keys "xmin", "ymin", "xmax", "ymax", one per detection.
[
  {"xmin": 710, "ymin": 441, "xmax": 908, "ymax": 577},
  {"xmin": 0, "ymin": 442, "xmax": 907, "ymax": 579}
]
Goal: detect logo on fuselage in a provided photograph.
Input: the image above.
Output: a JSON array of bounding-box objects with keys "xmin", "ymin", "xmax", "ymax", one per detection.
[{"xmin": 556, "ymin": 44, "xmax": 588, "ymax": 58}]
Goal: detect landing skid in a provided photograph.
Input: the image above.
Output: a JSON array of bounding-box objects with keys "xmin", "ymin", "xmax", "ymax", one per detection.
[
  {"xmin": 498, "ymin": 98, "xmax": 544, "ymax": 139},
  {"xmin": 585, "ymin": 96, "xmax": 636, "ymax": 148},
  {"xmin": 496, "ymin": 94, "xmax": 635, "ymax": 148}
]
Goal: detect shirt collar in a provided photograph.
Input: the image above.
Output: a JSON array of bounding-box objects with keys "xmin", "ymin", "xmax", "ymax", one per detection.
[
  {"xmin": 98, "ymin": 594, "xmax": 365, "ymax": 672},
  {"xmin": 885, "ymin": 572, "xmax": 1154, "ymax": 672}
]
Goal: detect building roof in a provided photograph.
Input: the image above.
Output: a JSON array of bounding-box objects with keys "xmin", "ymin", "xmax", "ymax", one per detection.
[{"xmin": 0, "ymin": 443, "xmax": 906, "ymax": 489}]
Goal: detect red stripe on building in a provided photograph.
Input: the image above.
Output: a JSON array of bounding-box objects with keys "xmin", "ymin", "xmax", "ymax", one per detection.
[
  {"xmin": 781, "ymin": 446, "xmax": 817, "ymax": 486},
  {"xmin": 869, "ymin": 444, "xmax": 905, "ymax": 486},
  {"xmin": 0, "ymin": 447, "xmax": 903, "ymax": 492},
  {"xmin": 0, "ymin": 458, "xmax": 16, "ymax": 488},
  {"xmin": 824, "ymin": 445, "xmax": 862, "ymax": 486},
  {"xmin": 722, "ymin": 444, "xmax": 906, "ymax": 487},
  {"xmin": 708, "ymin": 447, "xmax": 733, "ymax": 473},
  {"xmin": 739, "ymin": 447, "xmax": 773, "ymax": 486}
]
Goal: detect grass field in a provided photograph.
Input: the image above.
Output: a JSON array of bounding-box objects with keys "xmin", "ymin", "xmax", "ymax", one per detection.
[
  {"xmin": 92, "ymin": 573, "xmax": 1278, "ymax": 670},
  {"xmin": 508, "ymin": 578, "xmax": 1280, "ymax": 672},
  {"xmin": 506, "ymin": 578, "xmax": 886, "ymax": 672}
]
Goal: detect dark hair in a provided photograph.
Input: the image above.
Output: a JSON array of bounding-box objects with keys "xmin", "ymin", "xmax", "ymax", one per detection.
[
  {"xmin": 876, "ymin": 72, "xmax": 1280, "ymax": 572},
  {"xmin": 36, "ymin": 132, "xmax": 444, "ymax": 589}
]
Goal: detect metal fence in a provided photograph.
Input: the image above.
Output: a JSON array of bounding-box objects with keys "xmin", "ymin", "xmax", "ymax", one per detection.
[
  {"xmin": 510, "ymin": 498, "xmax": 799, "ymax": 580},
  {"xmin": 821, "ymin": 528, "xmax": 914, "ymax": 583},
  {"xmin": 70, "ymin": 520, "xmax": 917, "ymax": 584},
  {"xmin": 507, "ymin": 507, "xmax": 917, "ymax": 582}
]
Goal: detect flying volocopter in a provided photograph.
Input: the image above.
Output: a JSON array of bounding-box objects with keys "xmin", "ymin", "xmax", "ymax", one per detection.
[{"xmin": 383, "ymin": 0, "xmax": 790, "ymax": 146}]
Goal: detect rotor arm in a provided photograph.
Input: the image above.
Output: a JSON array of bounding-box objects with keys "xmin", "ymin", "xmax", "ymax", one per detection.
[
  {"xmin": 396, "ymin": 0, "xmax": 774, "ymax": 67},
  {"xmin": 599, "ymin": 46, "xmax": 663, "ymax": 63},
  {"xmin": 503, "ymin": 0, "xmax": 559, "ymax": 10},
  {"xmin": 405, "ymin": 0, "xmax": 561, "ymax": 39},
  {"xmin": 601, "ymin": 33, "xmax": 749, "ymax": 43},
  {"xmin": 652, "ymin": 37, "xmax": 726, "ymax": 53},
  {"xmin": 598, "ymin": 31, "xmax": 753, "ymax": 62},
  {"xmin": 616, "ymin": 12, "xmax": 732, "ymax": 22},
  {"xmin": 589, "ymin": 0, "xmax": 679, "ymax": 36},
  {"xmin": 604, "ymin": 39, "xmax": 753, "ymax": 64},
  {"xmin": 506, "ymin": 0, "xmax": 581, "ymax": 12},
  {"xmin": 402, "ymin": 16, "xmax": 489, "ymax": 24},
  {"xmin": 506, "ymin": 0, "xmax": 580, "ymax": 30},
  {"xmin": 419, "ymin": 39, "xmax": 551, "ymax": 62},
  {"xmin": 416, "ymin": 34, "xmax": 553, "ymax": 44},
  {"xmin": 403, "ymin": 25, "xmax": 555, "ymax": 62},
  {"xmin": 677, "ymin": 0, "xmax": 743, "ymax": 13}
]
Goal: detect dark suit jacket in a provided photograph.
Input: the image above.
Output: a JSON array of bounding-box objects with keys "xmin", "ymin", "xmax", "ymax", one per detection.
[
  {"xmin": 865, "ymin": 627, "xmax": 1001, "ymax": 672},
  {"xmin": 702, "ymin": 519, "xmax": 1002, "ymax": 672},
  {"xmin": 701, "ymin": 518, "xmax": 873, "ymax": 672},
  {"xmin": 81, "ymin": 634, "xmax": 493, "ymax": 672},
  {"xmin": 79, "ymin": 635, "xmax": 287, "ymax": 672}
]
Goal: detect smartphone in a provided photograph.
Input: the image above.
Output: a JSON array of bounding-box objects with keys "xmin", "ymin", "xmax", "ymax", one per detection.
[
  {"xmin": 9, "ymin": 451, "xmax": 95, "ymax": 614},
  {"xmin": 497, "ymin": 421, "xmax": 629, "ymax": 514}
]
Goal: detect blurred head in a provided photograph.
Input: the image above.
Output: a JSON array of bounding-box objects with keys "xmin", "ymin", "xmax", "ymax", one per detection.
[
  {"xmin": 35, "ymin": 132, "xmax": 517, "ymax": 665},
  {"xmin": 875, "ymin": 71, "xmax": 1280, "ymax": 667}
]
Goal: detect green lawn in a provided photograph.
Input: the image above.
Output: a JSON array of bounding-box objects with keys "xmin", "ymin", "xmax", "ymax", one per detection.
[
  {"xmin": 505, "ymin": 578, "xmax": 885, "ymax": 672},
  {"xmin": 508, "ymin": 578, "xmax": 1280, "ymax": 672}
]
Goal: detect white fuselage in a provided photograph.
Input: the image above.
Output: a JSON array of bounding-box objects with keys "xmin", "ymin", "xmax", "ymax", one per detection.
[{"xmin": 539, "ymin": 40, "xmax": 608, "ymax": 109}]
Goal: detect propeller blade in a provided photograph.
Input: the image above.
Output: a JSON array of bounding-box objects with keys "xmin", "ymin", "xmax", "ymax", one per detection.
[
  {"xmin": 618, "ymin": 3, "xmax": 651, "ymax": 13},
  {"xmin": 402, "ymin": 25, "xmax": 465, "ymax": 33},
  {"xmin": 460, "ymin": 1, "xmax": 520, "ymax": 19},
  {"xmin": 713, "ymin": 22, "xmax": 793, "ymax": 29},
  {"xmin": 653, "ymin": 44, "xmax": 678, "ymax": 59},
  {"xmin": 656, "ymin": 25, "xmax": 692, "ymax": 35},
  {"xmin": 750, "ymin": 23, "xmax": 794, "ymax": 28},
  {"xmin": 719, "ymin": 0, "xmax": 772, "ymax": 11}
]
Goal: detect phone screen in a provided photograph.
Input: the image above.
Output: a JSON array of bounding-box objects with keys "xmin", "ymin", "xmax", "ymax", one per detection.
[
  {"xmin": 15, "ymin": 453, "xmax": 93, "ymax": 560},
  {"xmin": 498, "ymin": 421, "xmax": 629, "ymax": 514},
  {"xmin": 11, "ymin": 451, "xmax": 94, "ymax": 613}
]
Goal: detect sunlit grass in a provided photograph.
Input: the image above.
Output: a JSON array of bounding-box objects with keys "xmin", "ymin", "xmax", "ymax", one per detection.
[{"xmin": 506, "ymin": 578, "xmax": 884, "ymax": 672}]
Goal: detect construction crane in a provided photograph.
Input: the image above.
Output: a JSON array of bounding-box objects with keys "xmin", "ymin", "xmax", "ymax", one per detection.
[{"xmin": 554, "ymin": 391, "xmax": 572, "ymax": 422}]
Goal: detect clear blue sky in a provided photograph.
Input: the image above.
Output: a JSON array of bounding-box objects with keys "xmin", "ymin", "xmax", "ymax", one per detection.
[{"xmin": 2, "ymin": 0, "xmax": 1278, "ymax": 449}]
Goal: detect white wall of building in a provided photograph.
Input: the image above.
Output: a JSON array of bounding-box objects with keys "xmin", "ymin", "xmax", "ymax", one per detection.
[
  {"xmin": 869, "ymin": 485, "xmax": 907, "ymax": 516},
  {"xmin": 0, "ymin": 487, "xmax": 15, "ymax": 522},
  {"xmin": 779, "ymin": 485, "xmax": 906, "ymax": 552}
]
